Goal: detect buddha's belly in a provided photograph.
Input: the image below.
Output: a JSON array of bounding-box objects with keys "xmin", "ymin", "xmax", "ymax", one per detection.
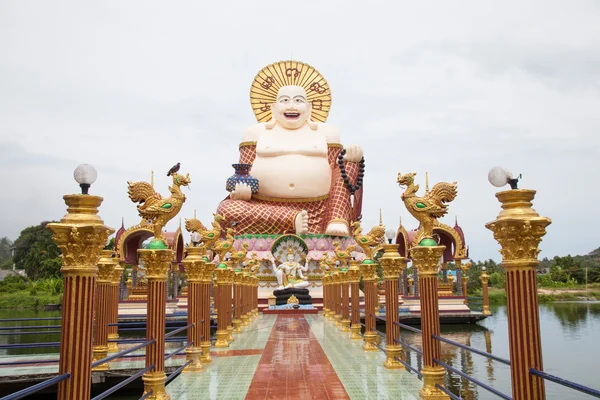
[{"xmin": 251, "ymin": 155, "xmax": 331, "ymax": 198}]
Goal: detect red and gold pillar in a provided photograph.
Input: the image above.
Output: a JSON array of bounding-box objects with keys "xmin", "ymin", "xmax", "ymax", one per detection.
[
  {"xmin": 322, "ymin": 275, "xmax": 330, "ymax": 317},
  {"xmin": 226, "ymin": 268, "xmax": 235, "ymax": 342},
  {"xmin": 411, "ymin": 245, "xmax": 449, "ymax": 399},
  {"xmin": 480, "ymin": 269, "xmax": 491, "ymax": 316},
  {"xmin": 379, "ymin": 244, "xmax": 405, "ymax": 369},
  {"xmin": 232, "ymin": 270, "xmax": 243, "ymax": 332},
  {"xmin": 333, "ymin": 272, "xmax": 342, "ymax": 324},
  {"xmin": 461, "ymin": 261, "xmax": 471, "ymax": 305},
  {"xmin": 200, "ymin": 260, "xmax": 215, "ymax": 363},
  {"xmin": 340, "ymin": 269, "xmax": 351, "ymax": 332},
  {"xmin": 181, "ymin": 246, "xmax": 204, "ymax": 372},
  {"xmin": 92, "ymin": 250, "xmax": 117, "ymax": 370},
  {"xmin": 348, "ymin": 260, "xmax": 362, "ymax": 340},
  {"xmin": 138, "ymin": 247, "xmax": 173, "ymax": 400},
  {"xmin": 486, "ymin": 189, "xmax": 550, "ymax": 400},
  {"xmin": 108, "ymin": 259, "xmax": 124, "ymax": 353},
  {"xmin": 361, "ymin": 261, "xmax": 378, "ymax": 351},
  {"xmin": 213, "ymin": 264, "xmax": 229, "ymax": 348},
  {"xmin": 48, "ymin": 194, "xmax": 113, "ymax": 400}
]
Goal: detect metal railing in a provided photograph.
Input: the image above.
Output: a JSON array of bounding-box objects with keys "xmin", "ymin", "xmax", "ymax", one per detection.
[{"xmin": 0, "ymin": 373, "xmax": 71, "ymax": 400}]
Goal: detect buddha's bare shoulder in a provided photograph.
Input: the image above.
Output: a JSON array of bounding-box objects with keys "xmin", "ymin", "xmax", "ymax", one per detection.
[
  {"xmin": 241, "ymin": 123, "xmax": 267, "ymax": 142},
  {"xmin": 316, "ymin": 123, "xmax": 341, "ymax": 145}
]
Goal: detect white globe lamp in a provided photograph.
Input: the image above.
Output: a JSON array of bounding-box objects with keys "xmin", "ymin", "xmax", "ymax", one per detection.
[{"xmin": 73, "ymin": 164, "xmax": 97, "ymax": 194}]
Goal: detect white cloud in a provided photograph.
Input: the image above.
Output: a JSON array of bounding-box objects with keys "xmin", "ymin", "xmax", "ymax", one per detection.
[{"xmin": 1, "ymin": 0, "xmax": 599, "ymax": 262}]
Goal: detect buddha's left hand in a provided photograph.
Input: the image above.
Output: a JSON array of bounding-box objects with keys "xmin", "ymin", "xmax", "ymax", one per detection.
[{"xmin": 344, "ymin": 144, "xmax": 363, "ymax": 163}]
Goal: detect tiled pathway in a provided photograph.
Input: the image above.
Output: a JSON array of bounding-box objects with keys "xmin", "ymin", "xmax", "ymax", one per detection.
[{"xmin": 245, "ymin": 315, "xmax": 349, "ymax": 399}]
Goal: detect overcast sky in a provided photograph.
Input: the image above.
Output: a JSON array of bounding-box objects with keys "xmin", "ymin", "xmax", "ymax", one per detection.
[{"xmin": 1, "ymin": 0, "xmax": 599, "ymax": 262}]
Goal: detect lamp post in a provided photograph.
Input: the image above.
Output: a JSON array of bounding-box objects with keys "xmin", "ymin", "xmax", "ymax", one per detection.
[
  {"xmin": 48, "ymin": 164, "xmax": 114, "ymax": 400},
  {"xmin": 486, "ymin": 166, "xmax": 549, "ymax": 400}
]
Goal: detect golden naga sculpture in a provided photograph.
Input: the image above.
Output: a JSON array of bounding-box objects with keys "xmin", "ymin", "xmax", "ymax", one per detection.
[
  {"xmin": 245, "ymin": 252, "xmax": 261, "ymax": 276},
  {"xmin": 319, "ymin": 253, "xmax": 337, "ymax": 273},
  {"xmin": 127, "ymin": 166, "xmax": 191, "ymax": 244},
  {"xmin": 351, "ymin": 221, "xmax": 386, "ymax": 260},
  {"xmin": 397, "ymin": 172, "xmax": 457, "ymax": 246},
  {"xmin": 184, "ymin": 214, "xmax": 226, "ymax": 253},
  {"xmin": 332, "ymin": 241, "xmax": 357, "ymax": 269},
  {"xmin": 230, "ymin": 242, "xmax": 250, "ymax": 269},
  {"xmin": 212, "ymin": 228, "xmax": 235, "ymax": 262}
]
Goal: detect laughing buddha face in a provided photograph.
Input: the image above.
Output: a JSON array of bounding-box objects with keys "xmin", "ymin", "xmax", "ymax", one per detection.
[{"xmin": 271, "ymin": 86, "xmax": 312, "ymax": 130}]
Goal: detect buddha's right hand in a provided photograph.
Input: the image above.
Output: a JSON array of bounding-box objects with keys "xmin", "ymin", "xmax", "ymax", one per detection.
[{"xmin": 230, "ymin": 182, "xmax": 252, "ymax": 201}]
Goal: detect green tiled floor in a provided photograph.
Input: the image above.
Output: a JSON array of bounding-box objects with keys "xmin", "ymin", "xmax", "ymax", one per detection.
[
  {"xmin": 166, "ymin": 315, "xmax": 277, "ymax": 400},
  {"xmin": 305, "ymin": 315, "xmax": 422, "ymax": 400}
]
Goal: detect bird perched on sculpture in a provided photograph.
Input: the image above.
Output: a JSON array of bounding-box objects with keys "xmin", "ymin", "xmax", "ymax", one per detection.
[
  {"xmin": 167, "ymin": 162, "xmax": 181, "ymax": 177},
  {"xmin": 127, "ymin": 170, "xmax": 191, "ymax": 243}
]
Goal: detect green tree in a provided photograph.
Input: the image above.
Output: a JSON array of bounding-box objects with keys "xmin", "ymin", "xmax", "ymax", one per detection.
[
  {"xmin": 13, "ymin": 222, "xmax": 61, "ymax": 280},
  {"xmin": 0, "ymin": 237, "xmax": 13, "ymax": 270}
]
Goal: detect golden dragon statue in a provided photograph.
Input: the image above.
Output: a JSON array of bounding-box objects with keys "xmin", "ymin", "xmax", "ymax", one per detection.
[
  {"xmin": 397, "ymin": 172, "xmax": 457, "ymax": 245},
  {"xmin": 244, "ymin": 252, "xmax": 261, "ymax": 276},
  {"xmin": 351, "ymin": 221, "xmax": 386, "ymax": 260},
  {"xmin": 127, "ymin": 169, "xmax": 191, "ymax": 243},
  {"xmin": 184, "ymin": 214, "xmax": 226, "ymax": 253}
]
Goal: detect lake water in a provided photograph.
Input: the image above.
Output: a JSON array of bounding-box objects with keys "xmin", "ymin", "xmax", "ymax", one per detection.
[
  {"xmin": 1, "ymin": 303, "xmax": 599, "ymax": 399},
  {"xmin": 398, "ymin": 302, "xmax": 600, "ymax": 399}
]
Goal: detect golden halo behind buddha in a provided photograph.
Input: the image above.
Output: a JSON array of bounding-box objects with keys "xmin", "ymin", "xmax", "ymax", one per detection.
[{"xmin": 250, "ymin": 60, "xmax": 332, "ymax": 123}]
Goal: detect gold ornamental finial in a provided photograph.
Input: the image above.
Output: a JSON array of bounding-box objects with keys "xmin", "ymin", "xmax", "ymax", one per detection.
[
  {"xmin": 425, "ymin": 172, "xmax": 429, "ymax": 193},
  {"xmin": 379, "ymin": 209, "xmax": 383, "ymax": 225},
  {"xmin": 151, "ymin": 170, "xmax": 154, "ymax": 188},
  {"xmin": 194, "ymin": 209, "xmax": 197, "ymax": 219}
]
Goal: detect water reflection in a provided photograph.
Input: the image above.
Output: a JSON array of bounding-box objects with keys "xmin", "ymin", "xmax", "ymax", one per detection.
[
  {"xmin": 0, "ymin": 309, "xmax": 62, "ymax": 355},
  {"xmin": 384, "ymin": 302, "xmax": 600, "ymax": 399}
]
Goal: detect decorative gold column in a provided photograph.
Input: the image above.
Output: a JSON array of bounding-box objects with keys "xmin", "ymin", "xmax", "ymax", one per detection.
[
  {"xmin": 240, "ymin": 274, "xmax": 249, "ymax": 326},
  {"xmin": 480, "ymin": 268, "xmax": 491, "ymax": 316},
  {"xmin": 486, "ymin": 189, "xmax": 550, "ymax": 400},
  {"xmin": 92, "ymin": 250, "xmax": 117, "ymax": 371},
  {"xmin": 232, "ymin": 269, "xmax": 243, "ymax": 332},
  {"xmin": 348, "ymin": 260, "xmax": 362, "ymax": 340},
  {"xmin": 108, "ymin": 259, "xmax": 125, "ymax": 353},
  {"xmin": 461, "ymin": 262, "xmax": 471, "ymax": 305},
  {"xmin": 138, "ymin": 247, "xmax": 173, "ymax": 400},
  {"xmin": 213, "ymin": 263, "xmax": 230, "ymax": 348},
  {"xmin": 379, "ymin": 244, "xmax": 405, "ymax": 369},
  {"xmin": 333, "ymin": 272, "xmax": 342, "ymax": 325},
  {"xmin": 181, "ymin": 246, "xmax": 204, "ymax": 372},
  {"xmin": 361, "ymin": 261, "xmax": 378, "ymax": 351},
  {"xmin": 321, "ymin": 271, "xmax": 329, "ymax": 318},
  {"xmin": 199, "ymin": 260, "xmax": 214, "ymax": 363},
  {"xmin": 340, "ymin": 269, "xmax": 351, "ymax": 332},
  {"xmin": 226, "ymin": 268, "xmax": 235, "ymax": 342},
  {"xmin": 48, "ymin": 194, "xmax": 113, "ymax": 400},
  {"xmin": 412, "ymin": 245, "xmax": 449, "ymax": 399}
]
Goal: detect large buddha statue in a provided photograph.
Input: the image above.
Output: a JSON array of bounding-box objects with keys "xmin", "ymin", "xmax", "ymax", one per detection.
[{"xmin": 217, "ymin": 61, "xmax": 364, "ymax": 237}]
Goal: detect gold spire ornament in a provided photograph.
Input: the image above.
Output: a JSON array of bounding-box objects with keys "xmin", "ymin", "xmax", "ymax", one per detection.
[{"xmin": 250, "ymin": 60, "xmax": 332, "ymax": 123}]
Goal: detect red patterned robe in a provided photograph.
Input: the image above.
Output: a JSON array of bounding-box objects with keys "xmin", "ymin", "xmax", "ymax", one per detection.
[{"xmin": 217, "ymin": 142, "xmax": 363, "ymax": 235}]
